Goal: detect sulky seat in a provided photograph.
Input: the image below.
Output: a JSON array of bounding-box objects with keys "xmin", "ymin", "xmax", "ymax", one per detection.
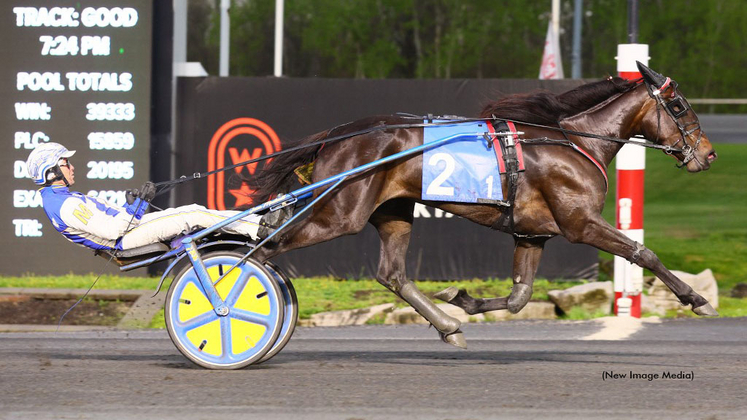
[{"xmin": 95, "ymin": 242, "xmax": 171, "ymax": 266}]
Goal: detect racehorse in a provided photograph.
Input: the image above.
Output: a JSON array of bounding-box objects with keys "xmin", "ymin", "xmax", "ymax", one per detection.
[{"xmin": 249, "ymin": 63, "xmax": 719, "ymax": 348}]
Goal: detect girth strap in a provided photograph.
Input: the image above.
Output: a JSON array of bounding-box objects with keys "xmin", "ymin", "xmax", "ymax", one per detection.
[{"xmin": 488, "ymin": 120, "xmax": 523, "ymax": 235}]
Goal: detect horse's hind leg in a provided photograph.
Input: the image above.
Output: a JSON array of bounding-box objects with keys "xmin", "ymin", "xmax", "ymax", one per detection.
[
  {"xmin": 435, "ymin": 238, "xmax": 546, "ymax": 315},
  {"xmin": 370, "ymin": 201, "xmax": 466, "ymax": 349},
  {"xmin": 563, "ymin": 215, "xmax": 718, "ymax": 316}
]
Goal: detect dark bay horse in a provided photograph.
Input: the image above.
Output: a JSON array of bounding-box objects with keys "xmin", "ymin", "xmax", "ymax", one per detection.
[{"xmin": 249, "ymin": 63, "xmax": 719, "ymax": 348}]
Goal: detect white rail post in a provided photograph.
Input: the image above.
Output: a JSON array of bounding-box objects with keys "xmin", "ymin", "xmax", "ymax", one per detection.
[{"xmin": 614, "ymin": 43, "xmax": 649, "ymax": 317}]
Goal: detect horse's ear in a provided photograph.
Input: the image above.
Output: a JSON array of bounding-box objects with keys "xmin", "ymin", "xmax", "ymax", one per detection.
[{"xmin": 636, "ymin": 61, "xmax": 668, "ymax": 89}]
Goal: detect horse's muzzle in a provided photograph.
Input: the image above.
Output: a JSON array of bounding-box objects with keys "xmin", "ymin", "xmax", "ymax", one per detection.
[{"xmin": 687, "ymin": 149, "xmax": 717, "ymax": 172}]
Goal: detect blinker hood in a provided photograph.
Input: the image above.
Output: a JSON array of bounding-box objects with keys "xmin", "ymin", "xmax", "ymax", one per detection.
[{"xmin": 636, "ymin": 61, "xmax": 669, "ymax": 89}]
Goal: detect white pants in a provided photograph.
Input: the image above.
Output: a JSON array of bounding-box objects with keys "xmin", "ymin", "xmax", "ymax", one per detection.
[{"xmin": 120, "ymin": 204, "xmax": 260, "ymax": 250}]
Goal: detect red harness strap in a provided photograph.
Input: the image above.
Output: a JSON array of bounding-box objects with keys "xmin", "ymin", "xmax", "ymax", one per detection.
[
  {"xmin": 567, "ymin": 142, "xmax": 609, "ymax": 193},
  {"xmin": 488, "ymin": 121, "xmax": 525, "ymax": 173},
  {"xmin": 488, "ymin": 120, "xmax": 608, "ymax": 193}
]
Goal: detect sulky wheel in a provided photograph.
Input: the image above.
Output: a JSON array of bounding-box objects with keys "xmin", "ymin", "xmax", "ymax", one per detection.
[
  {"xmin": 165, "ymin": 251, "xmax": 284, "ymax": 369},
  {"xmin": 258, "ymin": 261, "xmax": 299, "ymax": 363}
]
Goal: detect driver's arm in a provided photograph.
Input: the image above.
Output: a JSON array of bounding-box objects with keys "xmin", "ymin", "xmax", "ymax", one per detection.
[{"xmin": 58, "ymin": 195, "xmax": 149, "ymax": 241}]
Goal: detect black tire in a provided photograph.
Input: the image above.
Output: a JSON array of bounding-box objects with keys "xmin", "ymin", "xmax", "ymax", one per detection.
[{"xmin": 258, "ymin": 261, "xmax": 299, "ymax": 363}]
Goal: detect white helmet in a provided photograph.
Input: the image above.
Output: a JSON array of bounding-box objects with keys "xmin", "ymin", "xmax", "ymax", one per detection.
[{"xmin": 26, "ymin": 142, "xmax": 76, "ymax": 185}]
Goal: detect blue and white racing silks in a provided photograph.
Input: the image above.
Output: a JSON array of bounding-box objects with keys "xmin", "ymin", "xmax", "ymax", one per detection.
[{"xmin": 40, "ymin": 186, "xmax": 149, "ymax": 251}]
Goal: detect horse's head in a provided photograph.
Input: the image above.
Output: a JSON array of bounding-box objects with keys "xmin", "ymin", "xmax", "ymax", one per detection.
[{"xmin": 636, "ymin": 62, "xmax": 717, "ymax": 172}]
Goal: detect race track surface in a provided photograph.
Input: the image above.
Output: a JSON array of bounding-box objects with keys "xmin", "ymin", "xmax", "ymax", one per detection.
[{"xmin": 1, "ymin": 317, "xmax": 745, "ymax": 419}]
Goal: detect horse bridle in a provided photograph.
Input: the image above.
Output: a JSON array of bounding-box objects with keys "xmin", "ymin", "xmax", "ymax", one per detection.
[{"xmin": 644, "ymin": 77, "xmax": 704, "ymax": 168}]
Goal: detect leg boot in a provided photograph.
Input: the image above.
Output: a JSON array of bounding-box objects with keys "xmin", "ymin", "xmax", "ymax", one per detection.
[{"xmin": 399, "ymin": 282, "xmax": 467, "ymax": 349}]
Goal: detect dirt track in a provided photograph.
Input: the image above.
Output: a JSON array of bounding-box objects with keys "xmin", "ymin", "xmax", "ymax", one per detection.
[{"xmin": 1, "ymin": 318, "xmax": 746, "ymax": 419}]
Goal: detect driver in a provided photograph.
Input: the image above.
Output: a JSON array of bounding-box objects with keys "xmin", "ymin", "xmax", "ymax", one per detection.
[{"xmin": 25, "ymin": 142, "xmax": 286, "ymax": 252}]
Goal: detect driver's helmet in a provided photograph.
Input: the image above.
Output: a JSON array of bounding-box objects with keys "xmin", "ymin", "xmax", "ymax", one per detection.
[{"xmin": 26, "ymin": 142, "xmax": 76, "ymax": 185}]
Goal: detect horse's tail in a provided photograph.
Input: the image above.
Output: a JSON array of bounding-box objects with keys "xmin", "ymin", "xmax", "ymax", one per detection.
[{"xmin": 247, "ymin": 129, "xmax": 331, "ymax": 204}]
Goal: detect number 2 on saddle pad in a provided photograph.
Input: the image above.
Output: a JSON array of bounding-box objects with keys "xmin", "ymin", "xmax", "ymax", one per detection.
[{"xmin": 422, "ymin": 121, "xmax": 503, "ymax": 203}]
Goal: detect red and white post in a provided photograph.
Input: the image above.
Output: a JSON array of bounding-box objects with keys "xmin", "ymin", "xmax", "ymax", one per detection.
[{"xmin": 613, "ymin": 44, "xmax": 649, "ymax": 317}]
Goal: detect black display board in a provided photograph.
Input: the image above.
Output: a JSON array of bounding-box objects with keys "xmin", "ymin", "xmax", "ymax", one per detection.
[
  {"xmin": 0, "ymin": 1, "xmax": 152, "ymax": 275},
  {"xmin": 174, "ymin": 77, "xmax": 599, "ymax": 280}
]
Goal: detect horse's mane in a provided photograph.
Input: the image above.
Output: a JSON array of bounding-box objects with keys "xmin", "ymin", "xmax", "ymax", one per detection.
[{"xmin": 479, "ymin": 77, "xmax": 639, "ymax": 125}]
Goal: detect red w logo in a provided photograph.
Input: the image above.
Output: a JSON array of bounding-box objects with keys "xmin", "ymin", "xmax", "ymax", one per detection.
[
  {"xmin": 228, "ymin": 147, "xmax": 263, "ymax": 175},
  {"xmin": 207, "ymin": 118, "xmax": 282, "ymax": 210}
]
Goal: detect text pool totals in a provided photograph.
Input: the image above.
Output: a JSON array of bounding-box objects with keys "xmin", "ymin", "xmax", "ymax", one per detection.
[{"xmin": 0, "ymin": 1, "xmax": 152, "ymax": 275}]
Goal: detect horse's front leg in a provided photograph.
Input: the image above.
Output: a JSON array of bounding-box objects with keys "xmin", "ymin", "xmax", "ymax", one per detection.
[
  {"xmin": 434, "ymin": 237, "xmax": 546, "ymax": 314},
  {"xmin": 507, "ymin": 237, "xmax": 546, "ymax": 312},
  {"xmin": 562, "ymin": 214, "xmax": 718, "ymax": 316}
]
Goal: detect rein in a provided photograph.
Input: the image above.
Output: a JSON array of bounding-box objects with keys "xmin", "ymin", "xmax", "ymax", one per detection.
[
  {"xmin": 154, "ymin": 120, "xmax": 470, "ymax": 195},
  {"xmin": 519, "ymin": 136, "xmax": 609, "ymax": 191},
  {"xmin": 155, "ymin": 84, "xmax": 696, "ymax": 195}
]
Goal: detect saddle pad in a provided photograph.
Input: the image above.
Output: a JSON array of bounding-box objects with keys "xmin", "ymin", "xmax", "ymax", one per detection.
[{"xmin": 422, "ymin": 120, "xmax": 504, "ymax": 203}]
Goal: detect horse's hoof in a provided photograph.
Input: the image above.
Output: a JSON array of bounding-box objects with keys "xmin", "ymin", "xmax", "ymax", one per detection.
[
  {"xmin": 440, "ymin": 330, "xmax": 467, "ymax": 349},
  {"xmin": 692, "ymin": 302, "xmax": 719, "ymax": 317},
  {"xmin": 508, "ymin": 283, "xmax": 532, "ymax": 314},
  {"xmin": 434, "ymin": 286, "xmax": 459, "ymax": 303}
]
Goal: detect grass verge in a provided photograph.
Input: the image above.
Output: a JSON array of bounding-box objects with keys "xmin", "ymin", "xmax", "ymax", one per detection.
[
  {"xmin": 0, "ymin": 274, "xmax": 163, "ymax": 290},
  {"xmin": 290, "ymin": 277, "xmax": 582, "ymax": 320},
  {"xmin": 4, "ymin": 275, "xmax": 745, "ymax": 327}
]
